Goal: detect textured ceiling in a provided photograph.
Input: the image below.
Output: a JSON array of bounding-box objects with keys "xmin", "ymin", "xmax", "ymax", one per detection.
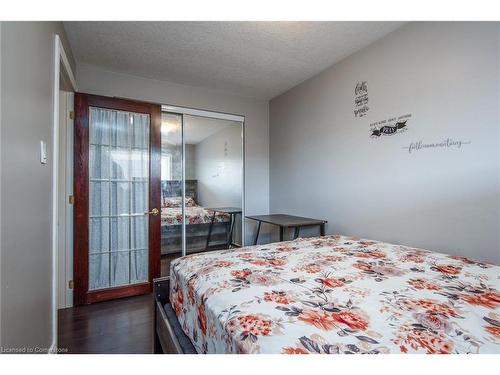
[{"xmin": 64, "ymin": 21, "xmax": 405, "ymax": 99}]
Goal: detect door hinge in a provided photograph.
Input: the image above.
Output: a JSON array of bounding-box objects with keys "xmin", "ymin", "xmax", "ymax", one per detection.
[
  {"xmin": 68, "ymin": 195, "xmax": 74, "ymax": 205},
  {"xmin": 68, "ymin": 280, "xmax": 74, "ymax": 289},
  {"xmin": 69, "ymin": 111, "xmax": 75, "ymax": 120}
]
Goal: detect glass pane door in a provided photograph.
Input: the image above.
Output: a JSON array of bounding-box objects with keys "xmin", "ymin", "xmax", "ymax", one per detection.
[{"xmin": 89, "ymin": 107, "xmax": 149, "ymax": 290}]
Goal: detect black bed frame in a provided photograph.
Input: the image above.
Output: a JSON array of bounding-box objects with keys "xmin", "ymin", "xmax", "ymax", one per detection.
[{"xmin": 153, "ymin": 276, "xmax": 197, "ymax": 354}]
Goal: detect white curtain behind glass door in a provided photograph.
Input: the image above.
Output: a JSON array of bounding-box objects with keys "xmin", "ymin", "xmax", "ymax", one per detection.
[{"xmin": 89, "ymin": 107, "xmax": 149, "ymax": 290}]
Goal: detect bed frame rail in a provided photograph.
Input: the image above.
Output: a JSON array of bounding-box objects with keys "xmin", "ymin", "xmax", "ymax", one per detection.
[{"xmin": 153, "ymin": 277, "xmax": 197, "ymax": 354}]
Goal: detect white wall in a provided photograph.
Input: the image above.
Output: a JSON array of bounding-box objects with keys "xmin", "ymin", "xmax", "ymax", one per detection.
[
  {"xmin": 77, "ymin": 63, "xmax": 270, "ymax": 244},
  {"xmin": 194, "ymin": 125, "xmax": 243, "ymax": 208},
  {"xmin": 0, "ymin": 21, "xmax": 3, "ymax": 349},
  {"xmin": 270, "ymin": 22, "xmax": 500, "ymax": 264},
  {"xmin": 1, "ymin": 22, "xmax": 75, "ymax": 351}
]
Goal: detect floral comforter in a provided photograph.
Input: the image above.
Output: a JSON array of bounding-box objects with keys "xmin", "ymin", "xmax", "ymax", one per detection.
[
  {"xmin": 161, "ymin": 206, "xmax": 230, "ymax": 226},
  {"xmin": 170, "ymin": 235, "xmax": 500, "ymax": 354}
]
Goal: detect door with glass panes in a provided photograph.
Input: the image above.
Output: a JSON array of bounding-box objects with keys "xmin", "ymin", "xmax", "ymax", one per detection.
[{"xmin": 73, "ymin": 93, "xmax": 161, "ymax": 305}]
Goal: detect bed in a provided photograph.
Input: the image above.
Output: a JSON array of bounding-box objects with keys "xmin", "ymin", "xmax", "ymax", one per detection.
[
  {"xmin": 161, "ymin": 180, "xmax": 230, "ymax": 255},
  {"xmin": 154, "ymin": 235, "xmax": 500, "ymax": 354}
]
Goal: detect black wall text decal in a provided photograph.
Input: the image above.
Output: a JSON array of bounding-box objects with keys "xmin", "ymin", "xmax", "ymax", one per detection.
[
  {"xmin": 401, "ymin": 138, "xmax": 471, "ymax": 154},
  {"xmin": 370, "ymin": 114, "xmax": 411, "ymax": 138},
  {"xmin": 354, "ymin": 81, "xmax": 369, "ymax": 118},
  {"xmin": 371, "ymin": 121, "xmax": 407, "ymax": 137}
]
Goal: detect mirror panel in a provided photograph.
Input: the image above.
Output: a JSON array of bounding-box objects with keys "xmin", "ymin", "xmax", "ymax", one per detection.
[
  {"xmin": 160, "ymin": 113, "xmax": 183, "ymax": 277},
  {"xmin": 183, "ymin": 115, "xmax": 243, "ymax": 255}
]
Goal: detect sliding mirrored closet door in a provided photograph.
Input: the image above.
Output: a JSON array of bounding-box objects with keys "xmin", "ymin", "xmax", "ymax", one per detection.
[
  {"xmin": 160, "ymin": 109, "xmax": 244, "ymax": 276},
  {"xmin": 183, "ymin": 115, "xmax": 243, "ymax": 255}
]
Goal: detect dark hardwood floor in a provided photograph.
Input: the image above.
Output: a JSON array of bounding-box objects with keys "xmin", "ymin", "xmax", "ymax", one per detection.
[{"xmin": 58, "ymin": 293, "xmax": 154, "ymax": 354}]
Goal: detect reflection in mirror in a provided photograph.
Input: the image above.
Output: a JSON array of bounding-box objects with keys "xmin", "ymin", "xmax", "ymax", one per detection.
[
  {"xmin": 160, "ymin": 113, "xmax": 183, "ymax": 276},
  {"xmin": 183, "ymin": 115, "xmax": 243, "ymax": 255},
  {"xmin": 160, "ymin": 111, "xmax": 243, "ymax": 276}
]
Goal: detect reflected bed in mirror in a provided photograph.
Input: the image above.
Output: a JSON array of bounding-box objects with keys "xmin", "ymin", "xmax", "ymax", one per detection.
[{"xmin": 160, "ymin": 180, "xmax": 232, "ymax": 256}]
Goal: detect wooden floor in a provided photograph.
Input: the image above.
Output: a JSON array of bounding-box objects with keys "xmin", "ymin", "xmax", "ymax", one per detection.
[{"xmin": 58, "ymin": 293, "xmax": 154, "ymax": 354}]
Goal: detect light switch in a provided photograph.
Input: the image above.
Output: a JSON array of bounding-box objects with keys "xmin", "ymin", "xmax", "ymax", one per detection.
[{"xmin": 40, "ymin": 140, "xmax": 47, "ymax": 164}]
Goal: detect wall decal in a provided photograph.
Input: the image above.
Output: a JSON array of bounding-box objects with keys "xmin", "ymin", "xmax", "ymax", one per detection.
[
  {"xmin": 354, "ymin": 81, "xmax": 369, "ymax": 117},
  {"xmin": 370, "ymin": 113, "xmax": 411, "ymax": 138},
  {"xmin": 401, "ymin": 138, "xmax": 471, "ymax": 154},
  {"xmin": 371, "ymin": 121, "xmax": 407, "ymax": 137}
]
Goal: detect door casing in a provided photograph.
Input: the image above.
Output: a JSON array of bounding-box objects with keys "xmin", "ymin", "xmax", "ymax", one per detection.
[
  {"xmin": 57, "ymin": 90, "xmax": 75, "ymax": 309},
  {"xmin": 52, "ymin": 34, "xmax": 78, "ymax": 351}
]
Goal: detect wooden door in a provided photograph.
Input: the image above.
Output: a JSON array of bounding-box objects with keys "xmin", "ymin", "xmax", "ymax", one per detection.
[{"xmin": 73, "ymin": 93, "xmax": 161, "ymax": 305}]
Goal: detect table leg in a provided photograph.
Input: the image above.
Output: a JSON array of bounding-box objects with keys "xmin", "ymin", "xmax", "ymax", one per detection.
[
  {"xmin": 205, "ymin": 211, "xmax": 216, "ymax": 251},
  {"xmin": 253, "ymin": 221, "xmax": 261, "ymax": 246},
  {"xmin": 279, "ymin": 226, "xmax": 284, "ymax": 242},
  {"xmin": 293, "ymin": 227, "xmax": 300, "ymax": 239},
  {"xmin": 320, "ymin": 223, "xmax": 325, "ymax": 236},
  {"xmin": 227, "ymin": 214, "xmax": 235, "ymax": 248}
]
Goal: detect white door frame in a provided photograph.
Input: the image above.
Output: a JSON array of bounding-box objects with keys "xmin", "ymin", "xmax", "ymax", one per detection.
[
  {"xmin": 51, "ymin": 34, "xmax": 77, "ymax": 352},
  {"xmin": 57, "ymin": 91, "xmax": 75, "ymax": 310}
]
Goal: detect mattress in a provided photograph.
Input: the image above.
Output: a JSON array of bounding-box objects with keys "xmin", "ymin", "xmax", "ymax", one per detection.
[
  {"xmin": 170, "ymin": 235, "xmax": 500, "ymax": 354},
  {"xmin": 161, "ymin": 206, "xmax": 230, "ymax": 226}
]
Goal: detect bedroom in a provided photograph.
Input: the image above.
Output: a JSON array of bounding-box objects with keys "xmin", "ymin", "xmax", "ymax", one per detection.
[{"xmin": 0, "ymin": 0, "xmax": 499, "ymax": 372}]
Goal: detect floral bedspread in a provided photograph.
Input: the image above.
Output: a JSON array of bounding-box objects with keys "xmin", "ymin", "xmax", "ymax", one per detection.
[
  {"xmin": 170, "ymin": 235, "xmax": 500, "ymax": 354},
  {"xmin": 161, "ymin": 206, "xmax": 230, "ymax": 226}
]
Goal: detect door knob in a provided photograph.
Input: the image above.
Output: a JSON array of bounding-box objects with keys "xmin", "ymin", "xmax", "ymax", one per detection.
[{"xmin": 147, "ymin": 208, "xmax": 159, "ymax": 216}]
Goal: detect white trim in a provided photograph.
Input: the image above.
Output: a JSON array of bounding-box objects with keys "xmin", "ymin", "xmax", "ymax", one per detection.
[
  {"xmin": 161, "ymin": 104, "xmax": 244, "ymax": 123},
  {"xmin": 51, "ymin": 34, "xmax": 77, "ymax": 353},
  {"xmin": 50, "ymin": 36, "xmax": 60, "ymax": 355},
  {"xmin": 56, "ymin": 91, "xmax": 74, "ymax": 309},
  {"xmin": 241, "ymin": 120, "xmax": 245, "ymax": 246},
  {"xmin": 181, "ymin": 115, "xmax": 186, "ymax": 256},
  {"xmin": 65, "ymin": 93, "xmax": 74, "ymax": 308},
  {"xmin": 0, "ymin": 21, "xmax": 3, "ymax": 349},
  {"xmin": 59, "ymin": 39, "xmax": 77, "ymax": 92}
]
